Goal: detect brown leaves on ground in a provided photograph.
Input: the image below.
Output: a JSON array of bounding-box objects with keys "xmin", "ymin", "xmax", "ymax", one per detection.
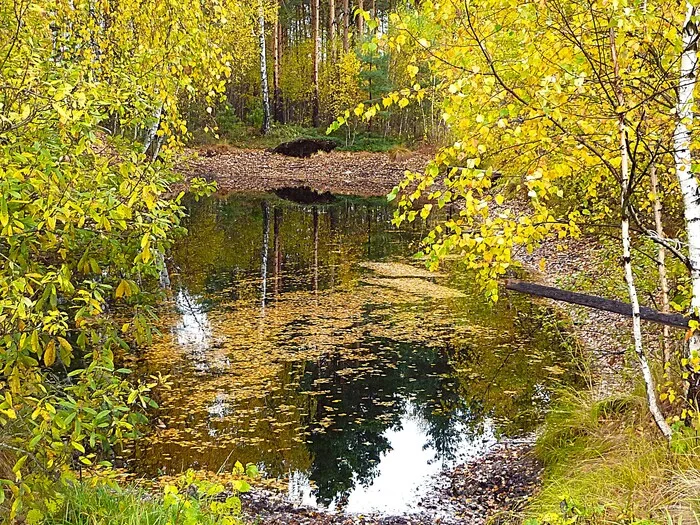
[{"xmin": 179, "ymin": 147, "xmax": 432, "ymax": 197}]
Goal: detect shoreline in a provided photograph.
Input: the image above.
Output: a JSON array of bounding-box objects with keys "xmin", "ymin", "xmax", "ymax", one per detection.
[{"xmin": 179, "ymin": 147, "xmax": 431, "ymax": 198}]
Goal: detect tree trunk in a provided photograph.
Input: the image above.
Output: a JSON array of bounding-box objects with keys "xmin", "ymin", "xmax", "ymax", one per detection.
[
  {"xmin": 311, "ymin": 0, "xmax": 320, "ymax": 127},
  {"xmin": 621, "ymin": 139, "xmax": 670, "ymax": 439},
  {"xmin": 356, "ymin": 0, "xmax": 364, "ymax": 39},
  {"xmin": 610, "ymin": 28, "xmax": 672, "ymax": 439},
  {"xmin": 328, "ymin": 0, "xmax": 336, "ymax": 56},
  {"xmin": 258, "ymin": 0, "xmax": 271, "ymax": 135},
  {"xmin": 343, "ymin": 0, "xmax": 350, "ymax": 52},
  {"xmin": 505, "ymin": 280, "xmax": 689, "ymax": 328},
  {"xmin": 143, "ymin": 102, "xmax": 163, "ymax": 158},
  {"xmin": 675, "ymin": 3, "xmax": 700, "ymax": 360},
  {"xmin": 272, "ymin": 1, "xmax": 282, "ymax": 123},
  {"xmin": 650, "ymin": 164, "xmax": 672, "ymax": 367}
]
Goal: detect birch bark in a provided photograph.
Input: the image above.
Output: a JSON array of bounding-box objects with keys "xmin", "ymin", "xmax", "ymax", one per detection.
[
  {"xmin": 620, "ymin": 133, "xmax": 672, "ymax": 439},
  {"xmin": 610, "ymin": 28, "xmax": 672, "ymax": 438},
  {"xmin": 142, "ymin": 102, "xmax": 163, "ymax": 157},
  {"xmin": 259, "ymin": 0, "xmax": 271, "ymax": 135},
  {"xmin": 675, "ymin": 3, "xmax": 700, "ymax": 357}
]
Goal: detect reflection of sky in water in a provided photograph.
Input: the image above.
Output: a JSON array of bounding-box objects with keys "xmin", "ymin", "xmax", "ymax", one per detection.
[
  {"xmin": 289, "ymin": 404, "xmax": 496, "ymax": 515},
  {"xmin": 174, "ymin": 289, "xmax": 230, "ymax": 373},
  {"xmin": 133, "ymin": 196, "xmax": 576, "ymax": 515}
]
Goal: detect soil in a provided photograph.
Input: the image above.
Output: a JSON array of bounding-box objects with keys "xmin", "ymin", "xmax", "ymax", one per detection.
[
  {"xmin": 510, "ymin": 235, "xmax": 639, "ymax": 398},
  {"xmin": 180, "ymin": 146, "xmax": 431, "ymax": 197}
]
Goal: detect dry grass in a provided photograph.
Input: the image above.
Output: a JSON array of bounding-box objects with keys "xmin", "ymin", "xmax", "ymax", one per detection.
[{"xmin": 521, "ymin": 389, "xmax": 700, "ymax": 524}]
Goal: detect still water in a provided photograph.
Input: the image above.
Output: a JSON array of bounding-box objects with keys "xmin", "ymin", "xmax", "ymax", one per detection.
[{"xmin": 129, "ymin": 194, "xmax": 573, "ymax": 514}]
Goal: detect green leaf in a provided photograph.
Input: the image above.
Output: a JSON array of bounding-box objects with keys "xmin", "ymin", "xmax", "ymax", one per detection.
[{"xmin": 0, "ymin": 197, "xmax": 8, "ymax": 227}]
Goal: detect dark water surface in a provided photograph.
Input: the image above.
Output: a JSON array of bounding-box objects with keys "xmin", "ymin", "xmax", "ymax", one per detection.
[{"xmin": 129, "ymin": 194, "xmax": 574, "ymax": 514}]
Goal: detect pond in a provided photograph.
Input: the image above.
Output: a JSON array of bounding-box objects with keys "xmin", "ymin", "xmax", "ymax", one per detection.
[{"xmin": 127, "ymin": 193, "xmax": 575, "ymax": 515}]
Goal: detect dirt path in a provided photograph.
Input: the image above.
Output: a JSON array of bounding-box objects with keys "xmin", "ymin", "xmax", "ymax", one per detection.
[{"xmin": 180, "ymin": 147, "xmax": 431, "ymax": 197}]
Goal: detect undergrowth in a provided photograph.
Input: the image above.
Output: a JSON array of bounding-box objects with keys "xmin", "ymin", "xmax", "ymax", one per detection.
[
  {"xmin": 520, "ymin": 388, "xmax": 700, "ymax": 525},
  {"xmin": 41, "ymin": 465, "xmax": 257, "ymax": 525},
  {"xmin": 42, "ymin": 483, "xmax": 206, "ymax": 525},
  {"xmin": 190, "ymin": 119, "xmax": 406, "ymax": 153}
]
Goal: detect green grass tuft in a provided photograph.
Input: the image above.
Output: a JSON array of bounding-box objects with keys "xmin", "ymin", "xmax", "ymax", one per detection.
[
  {"xmin": 44, "ymin": 482, "xmax": 222, "ymax": 525},
  {"xmin": 190, "ymin": 121, "xmax": 406, "ymax": 153},
  {"xmin": 521, "ymin": 389, "xmax": 700, "ymax": 524}
]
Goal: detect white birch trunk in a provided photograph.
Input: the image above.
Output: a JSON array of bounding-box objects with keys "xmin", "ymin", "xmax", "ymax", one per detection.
[
  {"xmin": 143, "ymin": 102, "xmax": 163, "ymax": 157},
  {"xmin": 621, "ymin": 129, "xmax": 673, "ymax": 439},
  {"xmin": 610, "ymin": 28, "xmax": 672, "ymax": 438},
  {"xmin": 675, "ymin": 3, "xmax": 700, "ymax": 355},
  {"xmin": 259, "ymin": 0, "xmax": 271, "ymax": 135}
]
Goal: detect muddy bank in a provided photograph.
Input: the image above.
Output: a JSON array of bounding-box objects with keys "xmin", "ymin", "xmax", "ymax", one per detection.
[
  {"xmin": 180, "ymin": 147, "xmax": 431, "ymax": 197},
  {"xmin": 240, "ymin": 438, "xmax": 541, "ymax": 525}
]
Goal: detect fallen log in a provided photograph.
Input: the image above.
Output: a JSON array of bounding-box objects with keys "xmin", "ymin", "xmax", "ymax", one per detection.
[
  {"xmin": 269, "ymin": 137, "xmax": 339, "ymax": 158},
  {"xmin": 505, "ymin": 279, "xmax": 689, "ymax": 328}
]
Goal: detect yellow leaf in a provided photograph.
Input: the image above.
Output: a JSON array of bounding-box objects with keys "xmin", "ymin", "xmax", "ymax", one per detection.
[
  {"xmin": 44, "ymin": 340, "xmax": 56, "ymax": 367},
  {"xmin": 115, "ymin": 279, "xmax": 131, "ymax": 298},
  {"xmin": 57, "ymin": 336, "xmax": 72, "ymax": 354}
]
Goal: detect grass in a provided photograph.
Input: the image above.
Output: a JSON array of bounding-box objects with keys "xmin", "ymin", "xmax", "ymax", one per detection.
[
  {"xmin": 43, "ymin": 482, "xmax": 226, "ymax": 525},
  {"xmin": 189, "ymin": 121, "xmax": 407, "ymax": 153},
  {"xmin": 518, "ymin": 388, "xmax": 700, "ymax": 525}
]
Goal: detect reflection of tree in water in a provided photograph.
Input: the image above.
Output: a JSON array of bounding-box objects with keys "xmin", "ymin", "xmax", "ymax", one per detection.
[
  {"xmin": 137, "ymin": 194, "xmax": 579, "ymax": 505},
  {"xmin": 173, "ymin": 195, "xmax": 425, "ymax": 298},
  {"xmin": 299, "ymin": 338, "xmax": 477, "ymax": 505},
  {"xmin": 297, "ymin": 321, "xmax": 575, "ymax": 505}
]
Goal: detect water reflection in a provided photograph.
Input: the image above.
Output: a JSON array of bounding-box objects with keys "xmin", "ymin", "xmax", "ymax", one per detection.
[
  {"xmin": 131, "ymin": 195, "xmax": 574, "ymax": 514},
  {"xmin": 291, "ymin": 406, "xmax": 496, "ymax": 514}
]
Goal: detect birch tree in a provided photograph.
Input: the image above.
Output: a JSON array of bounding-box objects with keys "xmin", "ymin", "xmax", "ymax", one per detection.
[
  {"xmin": 259, "ymin": 0, "xmax": 272, "ymax": 134},
  {"xmin": 674, "ymin": 3, "xmax": 700, "ymax": 362},
  {"xmin": 610, "ymin": 27, "xmax": 672, "ymax": 437},
  {"xmin": 332, "ymin": 0, "xmax": 700, "ymax": 437},
  {"xmin": 0, "ymin": 0, "xmax": 231, "ymax": 516}
]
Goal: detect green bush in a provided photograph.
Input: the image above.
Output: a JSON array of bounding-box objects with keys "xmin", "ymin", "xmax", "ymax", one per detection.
[{"xmin": 45, "ymin": 464, "xmax": 258, "ymax": 525}]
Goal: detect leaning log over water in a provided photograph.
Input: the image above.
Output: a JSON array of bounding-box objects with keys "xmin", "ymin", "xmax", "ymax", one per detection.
[{"xmin": 505, "ymin": 279, "xmax": 689, "ymax": 328}]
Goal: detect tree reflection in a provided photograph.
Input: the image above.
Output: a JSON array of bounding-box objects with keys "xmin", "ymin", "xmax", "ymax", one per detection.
[{"xmin": 133, "ymin": 194, "xmax": 577, "ymax": 508}]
